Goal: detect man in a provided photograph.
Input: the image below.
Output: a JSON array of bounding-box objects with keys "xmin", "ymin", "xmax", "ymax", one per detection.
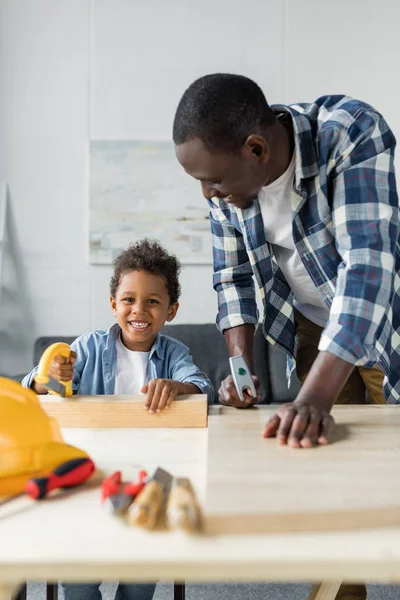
[
  {"xmin": 173, "ymin": 73, "xmax": 400, "ymax": 450},
  {"xmin": 173, "ymin": 73, "xmax": 399, "ymax": 600}
]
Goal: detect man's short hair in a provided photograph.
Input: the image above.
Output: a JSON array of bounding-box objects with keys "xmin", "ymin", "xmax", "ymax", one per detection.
[{"xmin": 173, "ymin": 73, "xmax": 276, "ymax": 153}]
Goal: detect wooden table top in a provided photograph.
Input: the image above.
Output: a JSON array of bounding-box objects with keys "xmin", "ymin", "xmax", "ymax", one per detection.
[{"xmin": 0, "ymin": 404, "xmax": 399, "ymax": 585}]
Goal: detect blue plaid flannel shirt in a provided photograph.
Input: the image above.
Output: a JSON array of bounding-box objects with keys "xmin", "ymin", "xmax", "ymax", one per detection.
[{"xmin": 208, "ymin": 95, "xmax": 400, "ymax": 403}]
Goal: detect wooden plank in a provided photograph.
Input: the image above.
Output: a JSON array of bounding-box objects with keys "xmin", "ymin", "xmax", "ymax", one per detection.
[
  {"xmin": 39, "ymin": 394, "xmax": 208, "ymax": 428},
  {"xmin": 205, "ymin": 504, "xmax": 400, "ymax": 535},
  {"xmin": 307, "ymin": 582, "xmax": 341, "ymax": 600}
]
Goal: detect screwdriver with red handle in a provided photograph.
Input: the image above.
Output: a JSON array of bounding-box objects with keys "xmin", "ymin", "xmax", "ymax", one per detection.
[{"xmin": 25, "ymin": 457, "xmax": 96, "ymax": 500}]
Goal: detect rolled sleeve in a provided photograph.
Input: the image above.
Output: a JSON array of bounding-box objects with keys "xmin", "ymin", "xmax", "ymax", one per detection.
[
  {"xmin": 21, "ymin": 367, "xmax": 39, "ymax": 390},
  {"xmin": 169, "ymin": 345, "xmax": 214, "ymax": 405},
  {"xmin": 181, "ymin": 372, "xmax": 214, "ymax": 405}
]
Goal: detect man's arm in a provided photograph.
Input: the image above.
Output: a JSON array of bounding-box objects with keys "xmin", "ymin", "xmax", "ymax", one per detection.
[
  {"xmin": 223, "ymin": 324, "xmax": 256, "ymax": 373},
  {"xmin": 264, "ymin": 108, "xmax": 399, "ymax": 446},
  {"xmin": 318, "ymin": 116, "xmax": 398, "ymax": 367},
  {"xmin": 264, "ymin": 351, "xmax": 351, "ymax": 447},
  {"xmin": 209, "ymin": 203, "xmax": 259, "ymax": 332},
  {"xmin": 208, "ymin": 202, "xmax": 262, "ymax": 407},
  {"xmin": 294, "ymin": 352, "xmax": 354, "ymax": 412},
  {"xmin": 219, "ymin": 324, "xmax": 261, "ymax": 408}
]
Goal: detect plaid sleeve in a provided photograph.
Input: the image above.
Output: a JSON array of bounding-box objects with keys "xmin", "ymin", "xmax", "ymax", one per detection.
[
  {"xmin": 209, "ymin": 202, "xmax": 259, "ymax": 332},
  {"xmin": 319, "ymin": 110, "xmax": 399, "ymax": 365}
]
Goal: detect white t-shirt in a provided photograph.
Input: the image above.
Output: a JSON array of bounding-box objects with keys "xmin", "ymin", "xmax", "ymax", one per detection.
[
  {"xmin": 258, "ymin": 154, "xmax": 330, "ymax": 327},
  {"xmin": 114, "ymin": 334, "xmax": 150, "ymax": 395}
]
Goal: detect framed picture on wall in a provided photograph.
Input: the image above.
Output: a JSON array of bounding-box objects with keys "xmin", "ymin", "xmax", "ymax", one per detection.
[{"xmin": 89, "ymin": 140, "xmax": 212, "ymax": 265}]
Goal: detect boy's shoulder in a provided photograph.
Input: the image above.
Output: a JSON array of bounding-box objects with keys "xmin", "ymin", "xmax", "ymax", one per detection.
[
  {"xmin": 72, "ymin": 324, "xmax": 119, "ymax": 349},
  {"xmin": 156, "ymin": 333, "xmax": 189, "ymax": 356}
]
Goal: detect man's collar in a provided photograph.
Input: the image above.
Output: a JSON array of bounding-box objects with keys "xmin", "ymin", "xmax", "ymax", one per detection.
[
  {"xmin": 272, "ymin": 103, "xmax": 320, "ymax": 184},
  {"xmin": 208, "ymin": 103, "xmax": 319, "ymax": 210}
]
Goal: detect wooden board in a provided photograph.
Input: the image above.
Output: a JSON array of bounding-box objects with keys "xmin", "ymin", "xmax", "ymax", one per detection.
[
  {"xmin": 39, "ymin": 394, "xmax": 208, "ymax": 428},
  {"xmin": 205, "ymin": 405, "xmax": 400, "ymax": 534}
]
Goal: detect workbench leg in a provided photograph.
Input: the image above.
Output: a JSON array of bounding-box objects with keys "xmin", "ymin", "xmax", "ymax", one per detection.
[
  {"xmin": 307, "ymin": 582, "xmax": 342, "ymax": 600},
  {"xmin": 173, "ymin": 582, "xmax": 185, "ymax": 600},
  {"xmin": 14, "ymin": 585, "xmax": 26, "ymax": 600},
  {"xmin": 46, "ymin": 584, "xmax": 58, "ymax": 600},
  {"xmin": 0, "ymin": 584, "xmax": 21, "ymax": 600}
]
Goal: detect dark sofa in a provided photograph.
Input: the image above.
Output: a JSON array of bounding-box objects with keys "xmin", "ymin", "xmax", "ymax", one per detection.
[{"xmin": 24, "ymin": 324, "xmax": 300, "ymax": 404}]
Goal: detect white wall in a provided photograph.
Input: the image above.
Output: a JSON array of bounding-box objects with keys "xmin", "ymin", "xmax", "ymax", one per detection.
[
  {"xmin": 0, "ymin": 0, "xmax": 399, "ymax": 375},
  {"xmin": 284, "ymin": 0, "xmax": 400, "ymax": 166}
]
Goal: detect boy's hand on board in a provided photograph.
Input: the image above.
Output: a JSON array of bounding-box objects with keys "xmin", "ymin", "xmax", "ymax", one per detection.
[{"xmin": 141, "ymin": 379, "xmax": 179, "ymax": 414}]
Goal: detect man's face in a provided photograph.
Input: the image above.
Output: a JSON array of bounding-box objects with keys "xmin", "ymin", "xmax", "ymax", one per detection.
[{"xmin": 175, "ymin": 137, "xmax": 270, "ymax": 210}]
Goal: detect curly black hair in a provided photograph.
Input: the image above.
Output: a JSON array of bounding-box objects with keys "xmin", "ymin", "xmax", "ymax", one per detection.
[
  {"xmin": 173, "ymin": 73, "xmax": 276, "ymax": 153},
  {"xmin": 110, "ymin": 239, "xmax": 181, "ymax": 304}
]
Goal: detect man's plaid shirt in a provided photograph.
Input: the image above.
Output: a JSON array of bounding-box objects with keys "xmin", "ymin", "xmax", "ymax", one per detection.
[{"xmin": 208, "ymin": 95, "xmax": 400, "ymax": 402}]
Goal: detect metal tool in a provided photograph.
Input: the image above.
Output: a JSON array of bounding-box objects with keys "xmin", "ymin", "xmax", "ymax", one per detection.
[
  {"xmin": 128, "ymin": 467, "xmax": 172, "ymax": 530},
  {"xmin": 229, "ymin": 354, "xmax": 257, "ymax": 402},
  {"xmin": 34, "ymin": 342, "xmax": 73, "ymax": 397},
  {"xmin": 101, "ymin": 470, "xmax": 147, "ymax": 515},
  {"xmin": 166, "ymin": 477, "xmax": 202, "ymax": 533}
]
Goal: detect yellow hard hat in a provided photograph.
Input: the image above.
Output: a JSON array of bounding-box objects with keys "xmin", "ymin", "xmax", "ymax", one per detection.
[{"xmin": 0, "ymin": 378, "xmax": 90, "ymax": 497}]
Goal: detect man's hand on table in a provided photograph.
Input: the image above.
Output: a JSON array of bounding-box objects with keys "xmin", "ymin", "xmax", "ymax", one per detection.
[
  {"xmin": 262, "ymin": 396, "xmax": 335, "ymax": 448},
  {"xmin": 262, "ymin": 351, "xmax": 354, "ymax": 448},
  {"xmin": 218, "ymin": 374, "xmax": 261, "ymax": 408}
]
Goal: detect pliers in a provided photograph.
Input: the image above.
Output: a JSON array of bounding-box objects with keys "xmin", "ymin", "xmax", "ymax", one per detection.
[{"xmin": 101, "ymin": 470, "xmax": 148, "ymax": 515}]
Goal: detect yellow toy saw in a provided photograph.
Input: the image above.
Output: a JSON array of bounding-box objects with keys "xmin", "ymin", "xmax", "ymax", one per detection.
[
  {"xmin": 34, "ymin": 342, "xmax": 73, "ymax": 397},
  {"xmin": 0, "ymin": 378, "xmax": 93, "ymax": 498}
]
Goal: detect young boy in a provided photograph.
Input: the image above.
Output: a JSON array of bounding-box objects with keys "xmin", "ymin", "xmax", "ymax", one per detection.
[
  {"xmin": 22, "ymin": 238, "xmax": 214, "ymax": 600},
  {"xmin": 23, "ymin": 238, "xmax": 213, "ymax": 410}
]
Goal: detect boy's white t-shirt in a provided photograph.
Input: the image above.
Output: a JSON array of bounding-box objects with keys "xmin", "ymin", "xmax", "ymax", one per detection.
[
  {"xmin": 114, "ymin": 334, "xmax": 150, "ymax": 395},
  {"xmin": 258, "ymin": 153, "xmax": 330, "ymax": 327}
]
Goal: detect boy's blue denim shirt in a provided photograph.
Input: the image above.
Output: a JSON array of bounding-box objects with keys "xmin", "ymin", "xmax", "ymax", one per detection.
[{"xmin": 22, "ymin": 323, "xmax": 214, "ymax": 404}]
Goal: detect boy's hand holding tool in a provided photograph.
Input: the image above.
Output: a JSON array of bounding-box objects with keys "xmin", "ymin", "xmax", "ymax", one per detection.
[{"xmin": 34, "ymin": 342, "xmax": 77, "ymax": 396}]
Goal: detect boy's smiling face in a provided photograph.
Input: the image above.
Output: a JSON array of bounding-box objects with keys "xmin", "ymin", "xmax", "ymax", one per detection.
[{"xmin": 110, "ymin": 269, "xmax": 178, "ymax": 352}]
